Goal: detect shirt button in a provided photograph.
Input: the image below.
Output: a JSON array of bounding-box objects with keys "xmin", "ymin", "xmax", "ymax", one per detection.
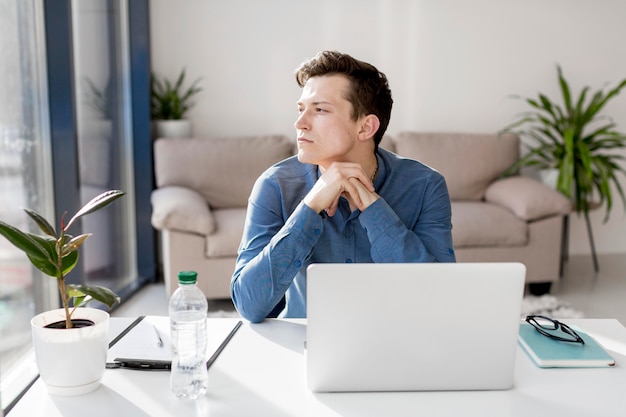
[
  {"xmin": 345, "ymin": 259, "xmax": 353, "ymax": 263},
  {"xmin": 294, "ymin": 260, "xmax": 302, "ymax": 267},
  {"xmin": 314, "ymin": 228, "xmax": 321, "ymax": 235}
]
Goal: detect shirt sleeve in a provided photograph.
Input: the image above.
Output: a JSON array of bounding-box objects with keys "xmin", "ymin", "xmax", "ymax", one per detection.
[
  {"xmin": 359, "ymin": 173, "xmax": 456, "ymax": 263},
  {"xmin": 230, "ymin": 177, "xmax": 323, "ymax": 322}
]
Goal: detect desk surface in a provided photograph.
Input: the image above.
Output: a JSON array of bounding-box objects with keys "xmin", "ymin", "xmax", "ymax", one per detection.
[{"xmin": 8, "ymin": 317, "xmax": 626, "ymax": 417}]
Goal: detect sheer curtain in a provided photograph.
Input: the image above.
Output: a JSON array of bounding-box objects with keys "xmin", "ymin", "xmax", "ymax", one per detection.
[{"xmin": 0, "ymin": 0, "xmax": 56, "ymax": 411}]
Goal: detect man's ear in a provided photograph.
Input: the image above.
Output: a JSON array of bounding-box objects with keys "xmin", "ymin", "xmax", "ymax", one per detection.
[{"xmin": 357, "ymin": 115, "xmax": 380, "ymax": 142}]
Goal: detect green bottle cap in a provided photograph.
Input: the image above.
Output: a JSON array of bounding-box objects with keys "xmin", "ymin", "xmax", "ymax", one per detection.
[{"xmin": 178, "ymin": 271, "xmax": 198, "ymax": 285}]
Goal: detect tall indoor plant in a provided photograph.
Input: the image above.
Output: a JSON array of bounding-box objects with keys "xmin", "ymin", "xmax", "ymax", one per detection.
[
  {"xmin": 502, "ymin": 65, "xmax": 626, "ymax": 223},
  {"xmin": 0, "ymin": 189, "xmax": 124, "ymax": 395},
  {"xmin": 151, "ymin": 67, "xmax": 202, "ymax": 138}
]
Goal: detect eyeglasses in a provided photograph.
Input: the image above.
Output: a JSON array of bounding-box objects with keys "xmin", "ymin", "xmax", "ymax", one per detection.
[{"xmin": 525, "ymin": 315, "xmax": 585, "ymax": 345}]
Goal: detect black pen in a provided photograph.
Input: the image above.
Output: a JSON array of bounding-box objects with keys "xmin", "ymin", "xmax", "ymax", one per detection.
[
  {"xmin": 107, "ymin": 358, "xmax": 171, "ymax": 371},
  {"xmin": 153, "ymin": 324, "xmax": 164, "ymax": 347},
  {"xmin": 207, "ymin": 320, "xmax": 243, "ymax": 370}
]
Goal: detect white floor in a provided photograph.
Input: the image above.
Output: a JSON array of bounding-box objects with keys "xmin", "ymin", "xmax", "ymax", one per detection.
[
  {"xmin": 112, "ymin": 283, "xmax": 238, "ymax": 318},
  {"xmin": 552, "ymin": 253, "xmax": 626, "ymax": 324},
  {"xmin": 112, "ymin": 254, "xmax": 626, "ymax": 325}
]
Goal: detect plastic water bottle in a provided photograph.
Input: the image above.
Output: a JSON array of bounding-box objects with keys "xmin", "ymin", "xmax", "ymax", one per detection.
[{"xmin": 169, "ymin": 271, "xmax": 208, "ymax": 399}]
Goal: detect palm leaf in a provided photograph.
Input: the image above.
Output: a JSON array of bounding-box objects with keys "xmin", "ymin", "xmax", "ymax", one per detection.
[
  {"xmin": 503, "ymin": 65, "xmax": 626, "ymax": 221},
  {"xmin": 557, "ymin": 65, "xmax": 573, "ymax": 114}
]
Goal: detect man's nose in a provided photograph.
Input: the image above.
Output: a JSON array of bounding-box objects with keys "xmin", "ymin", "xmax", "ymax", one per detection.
[{"xmin": 294, "ymin": 110, "xmax": 309, "ymax": 130}]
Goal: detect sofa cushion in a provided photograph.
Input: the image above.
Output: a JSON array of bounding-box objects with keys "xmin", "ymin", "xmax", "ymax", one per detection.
[
  {"xmin": 451, "ymin": 201, "xmax": 528, "ymax": 248},
  {"xmin": 205, "ymin": 208, "xmax": 247, "ymax": 258},
  {"xmin": 393, "ymin": 132, "xmax": 519, "ymax": 200},
  {"xmin": 485, "ymin": 176, "xmax": 572, "ymax": 221},
  {"xmin": 154, "ymin": 135, "xmax": 295, "ymax": 209},
  {"xmin": 151, "ymin": 186, "xmax": 215, "ymax": 235}
]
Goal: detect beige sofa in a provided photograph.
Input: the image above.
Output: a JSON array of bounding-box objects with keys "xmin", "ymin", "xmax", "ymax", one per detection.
[
  {"xmin": 151, "ymin": 135, "xmax": 296, "ymax": 297},
  {"xmin": 151, "ymin": 132, "xmax": 571, "ymax": 299},
  {"xmin": 389, "ymin": 132, "xmax": 571, "ymax": 292}
]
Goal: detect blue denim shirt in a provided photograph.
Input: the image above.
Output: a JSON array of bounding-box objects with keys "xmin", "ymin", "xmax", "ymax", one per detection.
[{"xmin": 231, "ymin": 148, "xmax": 456, "ymax": 322}]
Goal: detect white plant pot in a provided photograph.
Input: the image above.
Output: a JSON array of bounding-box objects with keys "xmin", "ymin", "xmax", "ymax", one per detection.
[
  {"xmin": 31, "ymin": 308, "xmax": 109, "ymax": 396},
  {"xmin": 153, "ymin": 119, "xmax": 192, "ymax": 139},
  {"xmin": 538, "ymin": 168, "xmax": 559, "ymax": 190}
]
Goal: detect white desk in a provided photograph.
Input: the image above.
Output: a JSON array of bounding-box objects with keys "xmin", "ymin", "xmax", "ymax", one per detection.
[{"xmin": 8, "ymin": 317, "xmax": 626, "ymax": 417}]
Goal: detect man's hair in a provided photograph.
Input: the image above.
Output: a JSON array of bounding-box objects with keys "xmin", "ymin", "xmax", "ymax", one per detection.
[{"xmin": 294, "ymin": 51, "xmax": 393, "ymax": 148}]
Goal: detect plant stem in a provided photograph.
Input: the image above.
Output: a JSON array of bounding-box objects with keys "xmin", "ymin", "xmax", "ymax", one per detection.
[
  {"xmin": 55, "ymin": 234, "xmax": 72, "ymax": 329},
  {"xmin": 57, "ymin": 276, "xmax": 72, "ymax": 329}
]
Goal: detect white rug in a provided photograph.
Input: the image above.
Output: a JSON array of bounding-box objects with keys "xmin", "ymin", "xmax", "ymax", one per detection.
[
  {"xmin": 207, "ymin": 309, "xmax": 240, "ymax": 318},
  {"xmin": 521, "ymin": 295, "xmax": 584, "ymax": 319}
]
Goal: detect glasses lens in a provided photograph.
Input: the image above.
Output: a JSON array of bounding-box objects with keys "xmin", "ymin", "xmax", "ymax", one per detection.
[
  {"xmin": 558, "ymin": 322, "xmax": 583, "ymax": 343},
  {"xmin": 526, "ymin": 315, "xmax": 584, "ymax": 344},
  {"xmin": 528, "ymin": 316, "xmax": 558, "ymax": 330}
]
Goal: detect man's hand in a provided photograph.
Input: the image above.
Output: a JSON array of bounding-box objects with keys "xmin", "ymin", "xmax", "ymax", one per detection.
[{"xmin": 303, "ymin": 162, "xmax": 379, "ymax": 217}]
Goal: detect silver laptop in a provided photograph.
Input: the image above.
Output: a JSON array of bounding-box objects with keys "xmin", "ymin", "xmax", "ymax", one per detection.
[{"xmin": 306, "ymin": 262, "xmax": 526, "ymax": 392}]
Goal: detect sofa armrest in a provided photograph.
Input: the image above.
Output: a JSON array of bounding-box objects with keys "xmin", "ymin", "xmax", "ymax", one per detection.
[
  {"xmin": 151, "ymin": 186, "xmax": 216, "ymax": 235},
  {"xmin": 485, "ymin": 176, "xmax": 571, "ymax": 221}
]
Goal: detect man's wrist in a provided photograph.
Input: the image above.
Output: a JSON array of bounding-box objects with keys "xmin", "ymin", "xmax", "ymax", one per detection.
[
  {"xmin": 303, "ymin": 195, "xmax": 323, "ymax": 215},
  {"xmin": 360, "ymin": 193, "xmax": 380, "ymax": 211}
]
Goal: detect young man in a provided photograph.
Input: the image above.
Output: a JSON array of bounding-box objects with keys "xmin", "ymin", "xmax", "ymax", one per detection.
[{"xmin": 231, "ymin": 51, "xmax": 455, "ymax": 322}]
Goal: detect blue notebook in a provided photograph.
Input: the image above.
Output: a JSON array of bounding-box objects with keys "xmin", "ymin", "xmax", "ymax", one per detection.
[{"xmin": 518, "ymin": 323, "xmax": 615, "ymax": 368}]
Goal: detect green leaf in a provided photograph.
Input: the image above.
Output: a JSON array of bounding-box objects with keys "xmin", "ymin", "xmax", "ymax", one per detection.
[
  {"xmin": 557, "ymin": 65, "xmax": 573, "ymax": 114},
  {"xmin": 72, "ymin": 294, "xmax": 89, "ymax": 308},
  {"xmin": 65, "ymin": 190, "xmax": 125, "ymax": 231},
  {"xmin": 503, "ymin": 65, "xmax": 626, "ymax": 222},
  {"xmin": 150, "ymin": 69, "xmax": 202, "ymax": 120},
  {"xmin": 0, "ymin": 221, "xmax": 50, "ymax": 261},
  {"xmin": 60, "ymin": 233, "xmax": 92, "ymax": 257},
  {"xmin": 25, "ymin": 234, "xmax": 79, "ymax": 276},
  {"xmin": 67, "ymin": 284, "xmax": 120, "ymax": 308},
  {"xmin": 23, "ymin": 208, "xmax": 57, "ymax": 237}
]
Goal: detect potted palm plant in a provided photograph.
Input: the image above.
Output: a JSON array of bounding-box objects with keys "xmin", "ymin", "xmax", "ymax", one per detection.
[
  {"xmin": 151, "ymin": 67, "xmax": 202, "ymax": 138},
  {"xmin": 0, "ymin": 189, "xmax": 124, "ymax": 396},
  {"xmin": 502, "ymin": 65, "xmax": 626, "ymax": 223}
]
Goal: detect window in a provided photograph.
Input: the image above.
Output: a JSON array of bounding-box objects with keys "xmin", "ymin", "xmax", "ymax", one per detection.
[
  {"xmin": 0, "ymin": 0, "xmax": 154, "ymax": 411},
  {"xmin": 0, "ymin": 0, "xmax": 56, "ymax": 410}
]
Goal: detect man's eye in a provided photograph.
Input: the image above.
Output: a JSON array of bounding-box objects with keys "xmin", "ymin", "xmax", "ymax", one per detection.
[{"xmin": 316, "ymin": 108, "xmax": 327, "ymax": 113}]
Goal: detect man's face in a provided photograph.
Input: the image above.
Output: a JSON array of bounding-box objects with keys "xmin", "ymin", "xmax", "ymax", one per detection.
[{"xmin": 295, "ymin": 74, "xmax": 362, "ymax": 168}]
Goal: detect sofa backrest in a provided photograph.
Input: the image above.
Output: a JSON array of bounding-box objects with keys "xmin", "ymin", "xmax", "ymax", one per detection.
[
  {"xmin": 392, "ymin": 132, "xmax": 519, "ymax": 200},
  {"xmin": 154, "ymin": 135, "xmax": 295, "ymax": 208}
]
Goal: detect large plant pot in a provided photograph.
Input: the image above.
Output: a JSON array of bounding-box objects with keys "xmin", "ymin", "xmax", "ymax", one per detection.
[
  {"xmin": 153, "ymin": 119, "xmax": 192, "ymax": 139},
  {"xmin": 31, "ymin": 308, "xmax": 109, "ymax": 396},
  {"xmin": 538, "ymin": 168, "xmax": 559, "ymax": 190}
]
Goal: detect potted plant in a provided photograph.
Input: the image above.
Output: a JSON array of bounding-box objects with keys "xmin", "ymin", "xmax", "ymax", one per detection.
[
  {"xmin": 0, "ymin": 189, "xmax": 124, "ymax": 396},
  {"xmin": 84, "ymin": 77, "xmax": 113, "ymax": 120},
  {"xmin": 151, "ymin": 67, "xmax": 202, "ymax": 138},
  {"xmin": 502, "ymin": 65, "xmax": 626, "ymax": 223}
]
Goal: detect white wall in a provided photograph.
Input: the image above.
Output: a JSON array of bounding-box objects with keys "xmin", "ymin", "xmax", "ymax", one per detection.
[{"xmin": 150, "ymin": 0, "xmax": 626, "ymax": 256}]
